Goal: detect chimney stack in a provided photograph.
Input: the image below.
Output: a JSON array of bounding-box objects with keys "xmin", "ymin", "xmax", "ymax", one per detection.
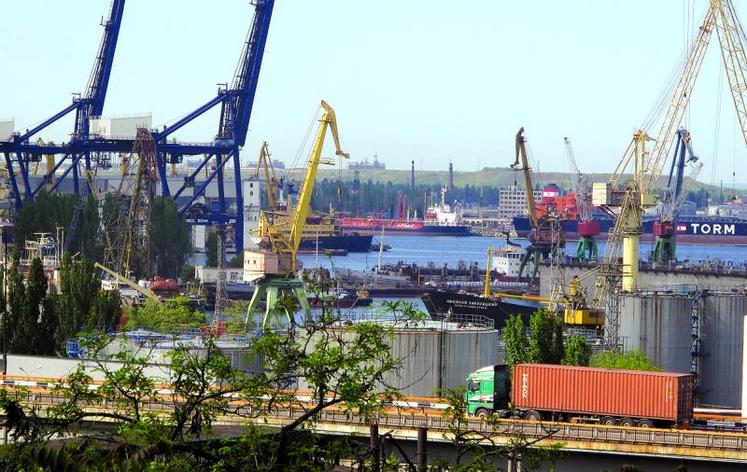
[{"xmin": 411, "ymin": 160, "xmax": 415, "ymax": 188}]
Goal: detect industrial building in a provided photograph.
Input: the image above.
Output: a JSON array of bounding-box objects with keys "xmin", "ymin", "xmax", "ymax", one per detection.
[{"xmin": 496, "ymin": 184, "xmax": 543, "ymax": 218}]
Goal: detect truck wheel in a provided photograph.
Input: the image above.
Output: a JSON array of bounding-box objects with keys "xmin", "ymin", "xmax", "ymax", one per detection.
[
  {"xmin": 475, "ymin": 408, "xmax": 489, "ymax": 419},
  {"xmin": 619, "ymin": 417, "xmax": 635, "ymax": 427},
  {"xmin": 524, "ymin": 410, "xmax": 542, "ymax": 421},
  {"xmin": 600, "ymin": 416, "xmax": 617, "ymax": 426},
  {"xmin": 636, "ymin": 419, "xmax": 653, "ymax": 428}
]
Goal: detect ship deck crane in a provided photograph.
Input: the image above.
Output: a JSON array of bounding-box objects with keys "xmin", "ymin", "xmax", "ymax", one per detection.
[
  {"xmin": 513, "ymin": 127, "xmax": 565, "ymax": 282},
  {"xmin": 652, "ymin": 130, "xmax": 701, "ymax": 263},
  {"xmin": 244, "ymin": 100, "xmax": 349, "ymax": 329},
  {"xmin": 588, "ymin": 0, "xmax": 747, "ymax": 350}
]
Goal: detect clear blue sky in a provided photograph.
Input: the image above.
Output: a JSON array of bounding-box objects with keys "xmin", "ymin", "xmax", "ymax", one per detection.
[{"xmin": 1, "ymin": 1, "xmax": 744, "ymax": 185}]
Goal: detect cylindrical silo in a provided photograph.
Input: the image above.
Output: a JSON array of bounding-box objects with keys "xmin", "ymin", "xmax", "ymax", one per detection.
[
  {"xmin": 619, "ymin": 293, "xmax": 691, "ymax": 374},
  {"xmin": 701, "ymin": 293, "xmax": 747, "ymax": 408}
]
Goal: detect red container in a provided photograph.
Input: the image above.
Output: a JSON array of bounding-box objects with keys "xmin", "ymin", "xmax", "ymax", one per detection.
[
  {"xmin": 653, "ymin": 221, "xmax": 675, "ymax": 237},
  {"xmin": 578, "ymin": 220, "xmax": 600, "ymax": 237},
  {"xmin": 511, "ymin": 364, "xmax": 694, "ymax": 423}
]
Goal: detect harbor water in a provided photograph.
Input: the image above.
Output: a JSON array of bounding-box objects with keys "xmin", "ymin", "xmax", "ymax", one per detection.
[{"xmin": 297, "ymin": 235, "xmax": 747, "ymax": 273}]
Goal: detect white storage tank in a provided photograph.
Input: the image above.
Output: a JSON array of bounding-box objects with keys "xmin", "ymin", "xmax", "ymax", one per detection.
[
  {"xmin": 0, "ymin": 118, "xmax": 14, "ymax": 141},
  {"xmin": 297, "ymin": 319, "xmax": 499, "ymax": 397}
]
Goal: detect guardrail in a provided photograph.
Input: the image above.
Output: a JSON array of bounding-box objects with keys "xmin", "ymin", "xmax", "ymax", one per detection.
[{"xmin": 4, "ymin": 387, "xmax": 747, "ymax": 460}]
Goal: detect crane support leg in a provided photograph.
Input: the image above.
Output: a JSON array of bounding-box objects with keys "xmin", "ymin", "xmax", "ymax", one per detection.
[
  {"xmin": 216, "ymin": 154, "xmax": 225, "ymax": 212},
  {"xmin": 156, "ymin": 150, "xmax": 170, "ymax": 197},
  {"xmin": 232, "ymin": 148, "xmax": 244, "ymax": 252},
  {"xmin": 17, "ymin": 153, "xmax": 34, "ymax": 201},
  {"xmin": 72, "ymin": 157, "xmax": 80, "ymax": 196},
  {"xmin": 245, "ymin": 278, "xmax": 312, "ymax": 330},
  {"xmin": 3, "ymin": 152, "xmax": 22, "ymax": 209},
  {"xmin": 622, "ymin": 234, "xmax": 639, "ymax": 291},
  {"xmin": 576, "ymin": 236, "xmax": 598, "ymax": 261}
]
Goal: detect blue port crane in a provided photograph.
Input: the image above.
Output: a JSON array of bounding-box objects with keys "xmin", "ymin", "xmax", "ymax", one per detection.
[
  {"xmin": 155, "ymin": 0, "xmax": 275, "ymax": 251},
  {"xmin": 2, "ymin": 0, "xmax": 275, "ymax": 254},
  {"xmin": 3, "ymin": 0, "xmax": 125, "ymax": 209}
]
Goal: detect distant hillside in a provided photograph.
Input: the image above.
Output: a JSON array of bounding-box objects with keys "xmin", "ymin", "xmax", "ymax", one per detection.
[{"xmin": 294, "ymin": 167, "xmax": 727, "ymax": 195}]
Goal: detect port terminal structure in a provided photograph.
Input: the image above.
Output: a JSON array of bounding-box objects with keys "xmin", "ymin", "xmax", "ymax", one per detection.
[{"xmin": 0, "ymin": 0, "xmax": 275, "ymax": 252}]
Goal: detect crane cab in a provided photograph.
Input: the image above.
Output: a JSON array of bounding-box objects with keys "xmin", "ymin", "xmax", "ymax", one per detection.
[{"xmin": 243, "ymin": 250, "xmax": 293, "ymax": 282}]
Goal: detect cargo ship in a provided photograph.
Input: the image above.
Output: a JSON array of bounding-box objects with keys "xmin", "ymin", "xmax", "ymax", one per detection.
[
  {"xmin": 339, "ymin": 186, "xmax": 471, "ymax": 237},
  {"xmin": 421, "ymin": 290, "xmax": 540, "ymax": 328},
  {"xmin": 421, "ymin": 239, "xmax": 543, "ymax": 328},
  {"xmin": 271, "ymin": 212, "xmax": 372, "ymax": 253},
  {"xmin": 512, "ymin": 214, "xmax": 747, "ymax": 245}
]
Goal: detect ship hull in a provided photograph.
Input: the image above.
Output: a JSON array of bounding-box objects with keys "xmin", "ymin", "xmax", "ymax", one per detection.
[
  {"xmin": 298, "ymin": 233, "xmax": 373, "ymax": 253},
  {"xmin": 340, "ymin": 219, "xmax": 471, "ymax": 236},
  {"xmin": 421, "ymin": 290, "xmax": 540, "ymax": 329},
  {"xmin": 512, "ymin": 215, "xmax": 747, "ymax": 245}
]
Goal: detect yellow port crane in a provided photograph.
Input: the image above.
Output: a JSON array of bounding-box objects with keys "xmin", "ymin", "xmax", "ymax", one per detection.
[
  {"xmin": 245, "ymin": 100, "xmax": 349, "ymax": 328},
  {"xmin": 580, "ymin": 0, "xmax": 747, "ymax": 349}
]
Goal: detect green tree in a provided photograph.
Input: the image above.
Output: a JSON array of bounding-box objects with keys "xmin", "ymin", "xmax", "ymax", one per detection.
[
  {"xmin": 528, "ymin": 309, "xmax": 558, "ymax": 364},
  {"xmin": 4, "ymin": 254, "xmax": 24, "ymax": 354},
  {"xmin": 4, "ymin": 257, "xmax": 56, "ymax": 356},
  {"xmin": 563, "ymin": 335, "xmax": 591, "ymax": 366},
  {"xmin": 12, "ymin": 190, "xmax": 76, "ymax": 250},
  {"xmin": 503, "ymin": 314, "xmax": 529, "ymax": 368},
  {"xmin": 150, "ymin": 197, "xmax": 192, "ymax": 278},
  {"xmin": 124, "ymin": 297, "xmax": 206, "ymax": 331},
  {"xmin": 590, "ymin": 350, "xmax": 661, "ymax": 371},
  {"xmin": 16, "ymin": 258, "xmax": 48, "ymax": 355},
  {"xmin": 205, "ymin": 231, "xmax": 218, "ymax": 267},
  {"xmin": 55, "ymin": 255, "xmax": 120, "ymax": 348},
  {"xmin": 552, "ymin": 315, "xmax": 565, "ymax": 364},
  {"xmin": 0, "ymin": 291, "xmax": 410, "ymax": 470},
  {"xmin": 79, "ymin": 193, "xmax": 102, "ymax": 260},
  {"xmin": 179, "ymin": 263, "xmax": 196, "ymax": 282}
]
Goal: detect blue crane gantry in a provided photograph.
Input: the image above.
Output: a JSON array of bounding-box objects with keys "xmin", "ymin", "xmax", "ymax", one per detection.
[
  {"xmin": 2, "ymin": 0, "xmax": 125, "ymax": 208},
  {"xmin": 0, "ymin": 0, "xmax": 275, "ymax": 252}
]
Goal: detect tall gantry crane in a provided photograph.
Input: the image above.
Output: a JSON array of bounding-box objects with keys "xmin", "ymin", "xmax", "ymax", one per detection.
[
  {"xmin": 588, "ymin": 0, "xmax": 747, "ymax": 350},
  {"xmin": 2, "ymin": 0, "xmax": 125, "ymax": 209},
  {"xmin": 166, "ymin": 0, "xmax": 275, "ymax": 251},
  {"xmin": 513, "ymin": 127, "xmax": 565, "ymax": 282},
  {"xmin": 564, "ymin": 137, "xmax": 599, "ymax": 261},
  {"xmin": 652, "ymin": 130, "xmax": 702, "ymax": 264},
  {"xmin": 244, "ymin": 101, "xmax": 349, "ymax": 329},
  {"xmin": 2, "ymin": 0, "xmax": 274, "ymax": 255}
]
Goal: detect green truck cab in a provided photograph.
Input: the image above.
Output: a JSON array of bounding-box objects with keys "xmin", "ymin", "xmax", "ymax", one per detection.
[{"xmin": 465, "ymin": 365, "xmax": 511, "ymax": 416}]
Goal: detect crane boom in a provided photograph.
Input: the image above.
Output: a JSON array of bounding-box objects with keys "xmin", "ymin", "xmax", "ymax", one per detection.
[
  {"xmin": 255, "ymin": 141, "xmax": 278, "ymax": 212},
  {"xmin": 219, "ymin": 0, "xmax": 274, "ymax": 146},
  {"xmin": 514, "ymin": 127, "xmax": 537, "ymax": 227},
  {"xmin": 715, "ymin": 0, "xmax": 747, "ymax": 153},
  {"xmin": 289, "ymin": 101, "xmax": 350, "ymax": 252},
  {"xmin": 74, "ymin": 0, "xmax": 126, "ymax": 138},
  {"xmin": 94, "ymin": 262, "xmax": 159, "ymax": 303},
  {"xmin": 639, "ymin": 7, "xmax": 714, "ymax": 194}
]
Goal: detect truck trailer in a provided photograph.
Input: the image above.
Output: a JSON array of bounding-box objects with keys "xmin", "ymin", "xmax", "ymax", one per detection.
[{"xmin": 466, "ymin": 363, "xmax": 694, "ymax": 427}]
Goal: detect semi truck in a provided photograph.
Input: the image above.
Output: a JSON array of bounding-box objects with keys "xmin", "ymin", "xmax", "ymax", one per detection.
[{"xmin": 465, "ymin": 363, "xmax": 694, "ymax": 427}]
